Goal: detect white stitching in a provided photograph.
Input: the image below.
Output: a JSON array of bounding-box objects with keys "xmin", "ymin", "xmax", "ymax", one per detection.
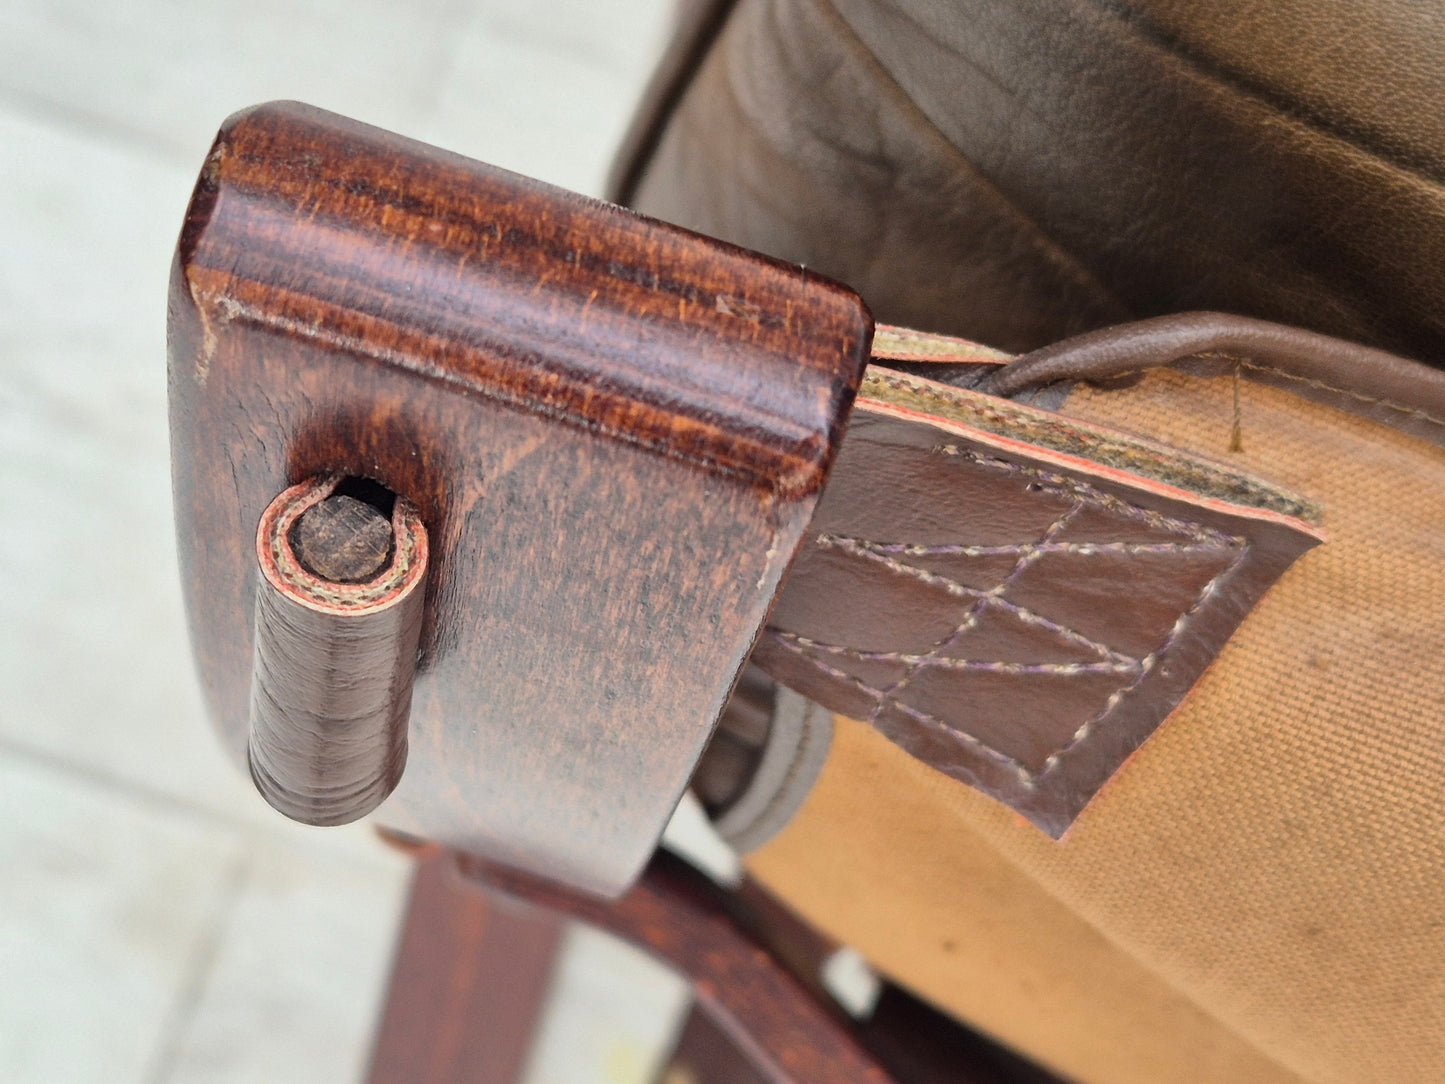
[
  {"xmin": 818, "ymin": 534, "xmax": 1142, "ymax": 665},
  {"xmin": 775, "ymin": 632, "xmax": 1143, "ymax": 675},
  {"xmin": 821, "ymin": 536, "xmax": 1238, "ymax": 558},
  {"xmin": 1036, "ymin": 541, "xmax": 1251, "ymax": 776},
  {"xmin": 861, "ymin": 496, "xmax": 1084, "ymax": 731},
  {"xmin": 1236, "ymin": 359, "xmax": 1445, "ymax": 429},
  {"xmin": 776, "ymin": 439, "xmax": 1252, "ymax": 781},
  {"xmin": 935, "ymin": 443, "xmax": 1241, "ymax": 544},
  {"xmin": 1086, "ymin": 354, "xmax": 1445, "ymax": 432},
  {"xmin": 768, "ymin": 632, "xmax": 1033, "ymax": 783}
]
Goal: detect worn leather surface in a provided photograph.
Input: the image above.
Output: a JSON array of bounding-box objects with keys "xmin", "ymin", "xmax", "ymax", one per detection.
[
  {"xmin": 751, "ymin": 315, "xmax": 1445, "ymax": 833},
  {"xmin": 758, "ymin": 350, "xmax": 1324, "ymax": 835},
  {"xmin": 616, "ymin": 0, "xmax": 1445, "ymax": 366}
]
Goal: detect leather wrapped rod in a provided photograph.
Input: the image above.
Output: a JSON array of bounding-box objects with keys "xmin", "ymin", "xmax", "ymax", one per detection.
[{"xmin": 248, "ymin": 475, "xmax": 428, "ymax": 826}]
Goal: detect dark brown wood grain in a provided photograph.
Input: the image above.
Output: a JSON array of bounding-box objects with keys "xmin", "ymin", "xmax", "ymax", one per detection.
[
  {"xmin": 661, "ymin": 1004, "xmax": 783, "ymax": 1084},
  {"xmin": 460, "ymin": 849, "xmax": 894, "ymax": 1084},
  {"xmin": 367, "ymin": 848, "xmax": 564, "ymax": 1084},
  {"xmin": 169, "ymin": 101, "xmax": 871, "ymax": 894},
  {"xmin": 673, "ymin": 862, "xmax": 1068, "ymax": 1084},
  {"xmin": 370, "ymin": 837, "xmax": 1063, "ymax": 1084}
]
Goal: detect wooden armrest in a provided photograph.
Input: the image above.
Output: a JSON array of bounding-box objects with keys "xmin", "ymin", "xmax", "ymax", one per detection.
[{"xmin": 168, "ymin": 101, "xmax": 871, "ymax": 896}]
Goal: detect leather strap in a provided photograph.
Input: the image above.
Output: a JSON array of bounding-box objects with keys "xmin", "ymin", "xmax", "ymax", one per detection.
[
  {"xmin": 982, "ymin": 312, "xmax": 1445, "ymax": 449},
  {"xmin": 748, "ymin": 315, "xmax": 1441, "ymax": 835}
]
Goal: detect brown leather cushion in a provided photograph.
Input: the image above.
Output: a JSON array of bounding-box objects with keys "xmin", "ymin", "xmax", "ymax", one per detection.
[{"xmin": 615, "ymin": 0, "xmax": 1445, "ymax": 365}]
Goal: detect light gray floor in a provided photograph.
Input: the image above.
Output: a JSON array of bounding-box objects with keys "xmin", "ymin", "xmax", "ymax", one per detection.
[{"xmin": 0, "ymin": 2, "xmax": 684, "ymax": 1080}]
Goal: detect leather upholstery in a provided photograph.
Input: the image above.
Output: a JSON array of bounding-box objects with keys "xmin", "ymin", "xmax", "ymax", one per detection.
[{"xmin": 615, "ymin": 0, "xmax": 1445, "ymax": 365}]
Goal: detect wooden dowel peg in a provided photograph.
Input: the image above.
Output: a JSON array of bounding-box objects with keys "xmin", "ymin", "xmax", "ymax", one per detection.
[{"xmin": 248, "ymin": 475, "xmax": 428, "ymax": 826}]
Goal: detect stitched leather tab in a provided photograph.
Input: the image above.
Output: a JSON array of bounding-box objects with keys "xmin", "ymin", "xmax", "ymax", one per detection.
[{"xmin": 754, "ymin": 368, "xmax": 1323, "ymax": 837}]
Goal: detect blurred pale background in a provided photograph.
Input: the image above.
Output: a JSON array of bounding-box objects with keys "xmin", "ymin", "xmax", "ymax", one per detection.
[{"xmin": 0, "ymin": 1, "xmax": 695, "ymax": 1080}]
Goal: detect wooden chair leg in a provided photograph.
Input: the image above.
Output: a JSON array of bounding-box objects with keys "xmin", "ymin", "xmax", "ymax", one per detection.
[
  {"xmin": 465, "ymin": 849, "xmax": 894, "ymax": 1084},
  {"xmin": 367, "ymin": 843, "xmax": 1065, "ymax": 1084},
  {"xmin": 656, "ymin": 1003, "xmax": 780, "ymax": 1084},
  {"xmin": 366, "ymin": 849, "xmax": 564, "ymax": 1084}
]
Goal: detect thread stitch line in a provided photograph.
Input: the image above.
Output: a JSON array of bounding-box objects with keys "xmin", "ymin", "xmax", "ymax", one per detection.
[
  {"xmin": 1036, "ymin": 540, "xmax": 1250, "ymax": 776},
  {"xmin": 820, "ymin": 536, "xmax": 1238, "ymax": 558},
  {"xmin": 776, "ymin": 439, "xmax": 1253, "ymax": 784},
  {"xmin": 1238, "ymin": 359, "xmax": 1445, "ymax": 429},
  {"xmin": 767, "ymin": 632, "xmax": 1030, "ymax": 780},
  {"xmin": 774, "ymin": 632, "xmax": 1143, "ymax": 676},
  {"xmin": 935, "ymin": 443, "xmax": 1241, "ymax": 544},
  {"xmin": 819, "ymin": 534, "xmax": 1143, "ymax": 665},
  {"xmin": 1094, "ymin": 353, "xmax": 1445, "ymax": 431},
  {"xmin": 863, "ymin": 497, "xmax": 1084, "ymax": 734}
]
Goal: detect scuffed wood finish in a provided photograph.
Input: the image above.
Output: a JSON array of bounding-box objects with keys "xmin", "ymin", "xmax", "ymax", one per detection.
[{"xmin": 169, "ymin": 102, "xmax": 871, "ymax": 895}]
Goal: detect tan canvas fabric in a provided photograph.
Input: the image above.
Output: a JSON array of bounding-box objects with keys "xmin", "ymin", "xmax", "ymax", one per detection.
[
  {"xmin": 750, "ymin": 714, "xmax": 1307, "ymax": 1082},
  {"xmin": 748, "ymin": 369, "xmax": 1445, "ymax": 1082}
]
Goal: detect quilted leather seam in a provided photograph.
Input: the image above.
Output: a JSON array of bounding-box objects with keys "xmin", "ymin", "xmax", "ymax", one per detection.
[
  {"xmin": 777, "ymin": 631, "xmax": 1142, "ymax": 677},
  {"xmin": 829, "ymin": 538, "xmax": 1237, "ymax": 558},
  {"xmin": 769, "ymin": 630, "xmax": 1034, "ymax": 781},
  {"xmin": 1036, "ymin": 541, "xmax": 1250, "ymax": 778},
  {"xmin": 859, "ymin": 494, "xmax": 1084, "ymax": 734},
  {"xmin": 818, "ymin": 531, "xmax": 1139, "ymax": 665},
  {"xmin": 934, "ymin": 443, "xmax": 1244, "ymax": 543},
  {"xmin": 774, "ymin": 441, "xmax": 1250, "ymax": 780}
]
